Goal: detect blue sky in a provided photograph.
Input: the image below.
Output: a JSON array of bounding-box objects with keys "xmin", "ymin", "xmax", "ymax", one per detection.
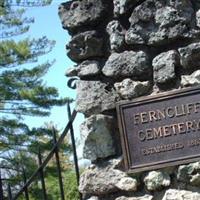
[{"xmin": 23, "ymin": 1, "xmax": 84, "ymax": 132}]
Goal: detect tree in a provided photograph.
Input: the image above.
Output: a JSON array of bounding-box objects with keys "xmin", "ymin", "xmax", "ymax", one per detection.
[
  {"xmin": 2, "ymin": 125, "xmax": 76, "ymax": 199},
  {"xmin": 0, "ymin": 0, "xmax": 73, "ymax": 196}
]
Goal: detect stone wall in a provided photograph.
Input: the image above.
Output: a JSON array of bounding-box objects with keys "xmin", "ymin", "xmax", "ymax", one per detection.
[{"xmin": 58, "ymin": 1, "xmax": 200, "ymax": 199}]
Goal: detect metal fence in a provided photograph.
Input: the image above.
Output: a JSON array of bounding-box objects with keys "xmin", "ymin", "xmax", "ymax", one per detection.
[{"xmin": 0, "ymin": 102, "xmax": 82, "ymax": 200}]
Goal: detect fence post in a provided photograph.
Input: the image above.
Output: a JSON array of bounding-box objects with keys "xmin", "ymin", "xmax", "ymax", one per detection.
[
  {"xmin": 53, "ymin": 129, "xmax": 65, "ymax": 200},
  {"xmin": 38, "ymin": 149, "xmax": 47, "ymax": 200},
  {"xmin": 0, "ymin": 171, "xmax": 3, "ymax": 200},
  {"xmin": 22, "ymin": 168, "xmax": 29, "ymax": 200},
  {"xmin": 67, "ymin": 102, "xmax": 82, "ymax": 200},
  {"xmin": 7, "ymin": 184, "xmax": 12, "ymax": 200}
]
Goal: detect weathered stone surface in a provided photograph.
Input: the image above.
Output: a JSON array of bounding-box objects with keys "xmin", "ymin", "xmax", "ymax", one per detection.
[
  {"xmin": 107, "ymin": 20, "xmax": 125, "ymax": 52},
  {"xmin": 87, "ymin": 197, "xmax": 99, "ymax": 200},
  {"xmin": 126, "ymin": 0, "xmax": 198, "ymax": 46},
  {"xmin": 181, "ymin": 70, "xmax": 200, "ymax": 87},
  {"xmin": 67, "ymin": 31, "xmax": 104, "ymax": 62},
  {"xmin": 197, "ymin": 10, "xmax": 200, "ymax": 28},
  {"xmin": 80, "ymin": 114, "xmax": 116, "ymax": 161},
  {"xmin": 102, "ymin": 51, "xmax": 151, "ymax": 80},
  {"xmin": 114, "ymin": 79, "xmax": 151, "ymax": 99},
  {"xmin": 178, "ymin": 42, "xmax": 200, "ymax": 70},
  {"xmin": 162, "ymin": 189, "xmax": 200, "ymax": 200},
  {"xmin": 65, "ymin": 67, "xmax": 77, "ymax": 77},
  {"xmin": 79, "ymin": 158, "xmax": 138, "ymax": 195},
  {"xmin": 125, "ymin": 30, "xmax": 145, "ymax": 45},
  {"xmin": 113, "ymin": 0, "xmax": 141, "ymax": 16},
  {"xmin": 58, "ymin": 0, "xmax": 109, "ymax": 33},
  {"xmin": 115, "ymin": 195, "xmax": 153, "ymax": 200},
  {"xmin": 177, "ymin": 162, "xmax": 200, "ymax": 186},
  {"xmin": 66, "ymin": 60, "xmax": 102, "ymax": 78},
  {"xmin": 190, "ymin": 173, "xmax": 200, "ymax": 186},
  {"xmin": 144, "ymin": 171, "xmax": 171, "ymax": 191},
  {"xmin": 77, "ymin": 60, "xmax": 102, "ymax": 78},
  {"xmin": 153, "ymin": 50, "xmax": 179, "ymax": 84},
  {"xmin": 76, "ymin": 80, "xmax": 119, "ymax": 116},
  {"xmin": 115, "ymin": 177, "xmax": 137, "ymax": 192}
]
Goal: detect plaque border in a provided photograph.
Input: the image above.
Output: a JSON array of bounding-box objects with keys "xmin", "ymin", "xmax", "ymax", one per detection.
[{"xmin": 116, "ymin": 86, "xmax": 200, "ymax": 173}]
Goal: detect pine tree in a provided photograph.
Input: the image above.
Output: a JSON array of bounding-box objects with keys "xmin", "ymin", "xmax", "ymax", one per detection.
[{"xmin": 0, "ymin": 0, "xmax": 72, "ymax": 195}]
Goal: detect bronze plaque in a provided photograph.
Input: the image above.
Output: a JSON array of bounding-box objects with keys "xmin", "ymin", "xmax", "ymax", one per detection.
[{"xmin": 117, "ymin": 86, "xmax": 200, "ymax": 173}]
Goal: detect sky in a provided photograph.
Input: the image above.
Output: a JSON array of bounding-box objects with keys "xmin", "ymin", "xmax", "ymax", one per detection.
[
  {"xmin": 21, "ymin": 1, "xmax": 86, "ymax": 162},
  {"xmin": 23, "ymin": 1, "xmax": 84, "ymax": 132}
]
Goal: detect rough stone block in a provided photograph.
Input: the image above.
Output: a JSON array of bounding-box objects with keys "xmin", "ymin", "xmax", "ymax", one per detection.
[
  {"xmin": 102, "ymin": 51, "xmax": 151, "ymax": 80},
  {"xmin": 115, "ymin": 196, "xmax": 153, "ymax": 200},
  {"xmin": 126, "ymin": 0, "xmax": 198, "ymax": 46},
  {"xmin": 114, "ymin": 79, "xmax": 151, "ymax": 99},
  {"xmin": 162, "ymin": 189, "xmax": 200, "ymax": 200},
  {"xmin": 178, "ymin": 42, "xmax": 200, "ymax": 70},
  {"xmin": 80, "ymin": 114, "xmax": 116, "ymax": 161},
  {"xmin": 58, "ymin": 0, "xmax": 110, "ymax": 33},
  {"xmin": 67, "ymin": 31, "xmax": 105, "ymax": 62},
  {"xmin": 65, "ymin": 60, "xmax": 102, "ymax": 78},
  {"xmin": 106, "ymin": 20, "xmax": 125, "ymax": 52},
  {"xmin": 77, "ymin": 60, "xmax": 102, "ymax": 78},
  {"xmin": 65, "ymin": 67, "xmax": 77, "ymax": 77},
  {"xmin": 196, "ymin": 10, "xmax": 200, "ymax": 28},
  {"xmin": 113, "ymin": 0, "xmax": 141, "ymax": 16},
  {"xmin": 181, "ymin": 70, "xmax": 200, "ymax": 87},
  {"xmin": 144, "ymin": 171, "xmax": 171, "ymax": 191},
  {"xmin": 79, "ymin": 158, "xmax": 138, "ymax": 195},
  {"xmin": 115, "ymin": 177, "xmax": 138, "ymax": 192},
  {"xmin": 87, "ymin": 197, "xmax": 99, "ymax": 200},
  {"xmin": 177, "ymin": 162, "xmax": 200, "ymax": 186},
  {"xmin": 153, "ymin": 50, "xmax": 179, "ymax": 84},
  {"xmin": 76, "ymin": 80, "xmax": 119, "ymax": 116}
]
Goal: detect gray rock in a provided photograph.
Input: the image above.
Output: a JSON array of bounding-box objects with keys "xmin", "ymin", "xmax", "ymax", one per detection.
[
  {"xmin": 102, "ymin": 51, "xmax": 151, "ymax": 80},
  {"xmin": 162, "ymin": 189, "xmax": 200, "ymax": 200},
  {"xmin": 114, "ymin": 79, "xmax": 151, "ymax": 99},
  {"xmin": 115, "ymin": 177, "xmax": 138, "ymax": 192},
  {"xmin": 67, "ymin": 31, "xmax": 104, "ymax": 62},
  {"xmin": 106, "ymin": 20, "xmax": 125, "ymax": 52},
  {"xmin": 79, "ymin": 158, "xmax": 138, "ymax": 195},
  {"xmin": 125, "ymin": 31, "xmax": 145, "ymax": 45},
  {"xmin": 80, "ymin": 114, "xmax": 116, "ymax": 161},
  {"xmin": 126, "ymin": 0, "xmax": 198, "ymax": 46},
  {"xmin": 66, "ymin": 60, "xmax": 102, "ymax": 78},
  {"xmin": 178, "ymin": 42, "xmax": 200, "ymax": 70},
  {"xmin": 87, "ymin": 197, "xmax": 99, "ymax": 200},
  {"xmin": 144, "ymin": 171, "xmax": 171, "ymax": 191},
  {"xmin": 113, "ymin": 0, "xmax": 141, "ymax": 16},
  {"xmin": 76, "ymin": 80, "xmax": 119, "ymax": 116},
  {"xmin": 196, "ymin": 10, "xmax": 200, "ymax": 28},
  {"xmin": 58, "ymin": 0, "xmax": 109, "ymax": 33},
  {"xmin": 115, "ymin": 196, "xmax": 153, "ymax": 200},
  {"xmin": 77, "ymin": 60, "xmax": 101, "ymax": 78},
  {"xmin": 190, "ymin": 173, "xmax": 200, "ymax": 186},
  {"xmin": 153, "ymin": 50, "xmax": 179, "ymax": 84},
  {"xmin": 65, "ymin": 67, "xmax": 77, "ymax": 77},
  {"xmin": 181, "ymin": 70, "xmax": 200, "ymax": 87},
  {"xmin": 177, "ymin": 162, "xmax": 200, "ymax": 186}
]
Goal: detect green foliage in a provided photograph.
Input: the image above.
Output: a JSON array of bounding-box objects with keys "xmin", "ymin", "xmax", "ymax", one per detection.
[
  {"xmin": 63, "ymin": 170, "xmax": 80, "ymax": 200},
  {"xmin": 2, "ymin": 125, "xmax": 78, "ymax": 199},
  {"xmin": 0, "ymin": 37, "xmax": 55, "ymax": 67},
  {"xmin": 16, "ymin": 170, "xmax": 80, "ymax": 200},
  {"xmin": 30, "ymin": 170, "xmax": 79, "ymax": 200},
  {"xmin": 0, "ymin": 1, "xmax": 52, "ymax": 38},
  {"xmin": 0, "ymin": 1, "xmax": 75, "ymax": 199}
]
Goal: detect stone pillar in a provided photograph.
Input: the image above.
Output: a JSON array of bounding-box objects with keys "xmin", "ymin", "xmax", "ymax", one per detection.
[{"xmin": 59, "ymin": 1, "xmax": 200, "ymax": 199}]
